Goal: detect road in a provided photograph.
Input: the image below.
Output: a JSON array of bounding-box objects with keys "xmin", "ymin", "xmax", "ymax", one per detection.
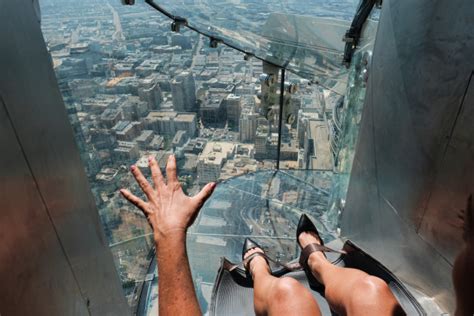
[
  {"xmin": 191, "ymin": 35, "xmax": 204, "ymax": 69},
  {"xmin": 107, "ymin": 2, "xmax": 124, "ymax": 41}
]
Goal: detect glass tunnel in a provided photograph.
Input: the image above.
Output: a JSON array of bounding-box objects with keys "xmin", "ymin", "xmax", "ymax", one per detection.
[
  {"xmin": 38, "ymin": 0, "xmax": 376, "ymax": 313},
  {"xmin": 0, "ymin": 0, "xmax": 463, "ymax": 314}
]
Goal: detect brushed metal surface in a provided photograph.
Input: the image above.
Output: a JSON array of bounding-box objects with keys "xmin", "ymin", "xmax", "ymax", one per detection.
[
  {"xmin": 341, "ymin": 0, "xmax": 474, "ymax": 313},
  {"xmin": 0, "ymin": 97, "xmax": 89, "ymax": 316},
  {"xmin": 0, "ymin": 0, "xmax": 129, "ymax": 315},
  {"xmin": 418, "ymin": 76, "xmax": 474, "ymax": 262}
]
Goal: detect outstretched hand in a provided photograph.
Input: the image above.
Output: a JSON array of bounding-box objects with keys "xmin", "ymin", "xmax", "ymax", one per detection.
[{"xmin": 120, "ymin": 155, "xmax": 216, "ymax": 243}]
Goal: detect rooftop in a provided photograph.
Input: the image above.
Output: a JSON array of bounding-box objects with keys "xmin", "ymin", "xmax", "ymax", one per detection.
[
  {"xmin": 145, "ymin": 111, "xmax": 197, "ymax": 122},
  {"xmin": 199, "ymin": 141, "xmax": 236, "ymax": 165},
  {"xmin": 135, "ymin": 130, "xmax": 154, "ymax": 143},
  {"xmin": 308, "ymin": 120, "xmax": 333, "ymax": 170}
]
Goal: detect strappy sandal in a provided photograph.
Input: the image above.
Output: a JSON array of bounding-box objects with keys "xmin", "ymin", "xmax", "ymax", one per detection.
[
  {"xmin": 225, "ymin": 238, "xmax": 300, "ymax": 277},
  {"xmin": 296, "ymin": 214, "xmax": 346, "ymax": 288},
  {"xmin": 241, "ymin": 238, "xmax": 270, "ymax": 276}
]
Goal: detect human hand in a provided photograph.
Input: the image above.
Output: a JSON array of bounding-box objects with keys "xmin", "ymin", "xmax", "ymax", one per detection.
[{"xmin": 120, "ymin": 155, "xmax": 216, "ymax": 243}]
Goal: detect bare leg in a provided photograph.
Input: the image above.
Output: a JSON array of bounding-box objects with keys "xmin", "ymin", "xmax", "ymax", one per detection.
[
  {"xmin": 298, "ymin": 233, "xmax": 405, "ymax": 316},
  {"xmin": 245, "ymin": 248, "xmax": 322, "ymax": 316}
]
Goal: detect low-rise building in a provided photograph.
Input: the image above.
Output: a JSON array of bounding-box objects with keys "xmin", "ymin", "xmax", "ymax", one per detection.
[
  {"xmin": 100, "ymin": 108, "xmax": 122, "ymax": 129},
  {"xmin": 220, "ymin": 156, "xmax": 258, "ymax": 181},
  {"xmin": 197, "ymin": 142, "xmax": 236, "ymax": 184},
  {"xmin": 135, "ymin": 130, "xmax": 154, "ymax": 149},
  {"xmin": 144, "ymin": 111, "xmax": 197, "ymax": 137},
  {"xmin": 114, "ymin": 141, "xmax": 139, "ymax": 162},
  {"xmin": 172, "ymin": 130, "xmax": 188, "ymax": 149},
  {"xmin": 112, "ymin": 120, "xmax": 142, "ymax": 141}
]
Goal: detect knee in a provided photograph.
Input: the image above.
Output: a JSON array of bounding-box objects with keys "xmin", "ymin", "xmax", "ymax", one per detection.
[
  {"xmin": 271, "ymin": 277, "xmax": 302, "ymax": 302},
  {"xmin": 352, "ymin": 276, "xmax": 392, "ymax": 302},
  {"xmin": 362, "ymin": 276, "xmax": 390, "ymax": 291},
  {"xmin": 347, "ymin": 276, "xmax": 403, "ymax": 314}
]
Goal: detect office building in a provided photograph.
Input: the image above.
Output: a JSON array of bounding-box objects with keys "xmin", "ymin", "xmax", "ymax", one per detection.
[
  {"xmin": 239, "ymin": 108, "xmax": 258, "ymax": 142},
  {"xmin": 138, "ymin": 76, "xmax": 163, "ymax": 110},
  {"xmin": 144, "ymin": 111, "xmax": 197, "ymax": 137},
  {"xmin": 224, "ymin": 94, "xmax": 242, "ymax": 128},
  {"xmin": 171, "ymin": 71, "xmax": 197, "ymax": 112}
]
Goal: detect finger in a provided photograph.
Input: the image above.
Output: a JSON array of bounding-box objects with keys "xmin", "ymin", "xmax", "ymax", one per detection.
[
  {"xmin": 130, "ymin": 165, "xmax": 156, "ymax": 202},
  {"xmin": 120, "ymin": 189, "xmax": 149, "ymax": 213},
  {"xmin": 149, "ymin": 156, "xmax": 165, "ymax": 190},
  {"xmin": 193, "ymin": 182, "xmax": 216, "ymax": 207},
  {"xmin": 166, "ymin": 155, "xmax": 179, "ymax": 187}
]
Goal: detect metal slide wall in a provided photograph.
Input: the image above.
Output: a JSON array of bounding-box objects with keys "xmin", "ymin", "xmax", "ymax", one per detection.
[
  {"xmin": 0, "ymin": 1, "xmax": 129, "ymax": 315},
  {"xmin": 342, "ymin": 0, "xmax": 474, "ymax": 313}
]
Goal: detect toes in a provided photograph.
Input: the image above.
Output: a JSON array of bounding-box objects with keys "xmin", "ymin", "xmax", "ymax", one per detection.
[
  {"xmin": 244, "ymin": 247, "xmax": 263, "ymax": 260},
  {"xmin": 299, "ymin": 231, "xmax": 321, "ymax": 248}
]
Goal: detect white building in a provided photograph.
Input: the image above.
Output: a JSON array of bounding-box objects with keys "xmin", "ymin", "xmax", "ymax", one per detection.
[
  {"xmin": 197, "ymin": 142, "xmax": 236, "ymax": 184},
  {"xmin": 239, "ymin": 108, "xmax": 258, "ymax": 142}
]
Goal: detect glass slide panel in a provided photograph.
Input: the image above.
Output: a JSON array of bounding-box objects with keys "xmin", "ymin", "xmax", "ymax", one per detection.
[
  {"xmin": 329, "ymin": 18, "xmax": 379, "ymax": 214},
  {"xmin": 277, "ymin": 17, "xmax": 380, "ymax": 228},
  {"xmin": 153, "ymin": 0, "xmax": 357, "ymax": 92},
  {"xmin": 184, "ymin": 169, "xmax": 337, "ymax": 313}
]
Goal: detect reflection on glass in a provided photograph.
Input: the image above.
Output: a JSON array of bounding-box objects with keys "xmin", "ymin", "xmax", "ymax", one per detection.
[
  {"xmin": 143, "ymin": 170, "xmax": 336, "ymax": 313},
  {"xmin": 329, "ymin": 19, "xmax": 378, "ymax": 219}
]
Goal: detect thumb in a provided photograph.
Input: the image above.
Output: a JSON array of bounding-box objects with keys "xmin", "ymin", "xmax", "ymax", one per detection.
[{"xmin": 193, "ymin": 182, "xmax": 216, "ymax": 207}]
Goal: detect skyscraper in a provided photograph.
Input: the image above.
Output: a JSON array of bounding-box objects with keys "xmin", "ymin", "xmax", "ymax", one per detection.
[
  {"xmin": 139, "ymin": 77, "xmax": 163, "ymax": 110},
  {"xmin": 171, "ymin": 71, "xmax": 197, "ymax": 112},
  {"xmin": 224, "ymin": 94, "xmax": 242, "ymax": 128},
  {"xmin": 239, "ymin": 108, "xmax": 258, "ymax": 142}
]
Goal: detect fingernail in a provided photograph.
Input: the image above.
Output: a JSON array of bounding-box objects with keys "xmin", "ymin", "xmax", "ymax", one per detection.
[
  {"xmin": 131, "ymin": 165, "xmax": 136, "ymax": 171},
  {"xmin": 148, "ymin": 156, "xmax": 153, "ymax": 162}
]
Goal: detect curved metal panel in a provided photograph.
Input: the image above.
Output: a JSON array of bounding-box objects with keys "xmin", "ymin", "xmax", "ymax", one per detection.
[
  {"xmin": 0, "ymin": 0, "xmax": 129, "ymax": 314},
  {"xmin": 418, "ymin": 76, "xmax": 474, "ymax": 263},
  {"xmin": 0, "ymin": 97, "xmax": 88, "ymax": 316},
  {"xmin": 341, "ymin": 0, "xmax": 474, "ymax": 313}
]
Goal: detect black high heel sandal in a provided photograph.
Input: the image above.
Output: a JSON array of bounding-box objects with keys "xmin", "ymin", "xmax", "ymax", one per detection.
[
  {"xmin": 241, "ymin": 238, "xmax": 270, "ymax": 274},
  {"xmin": 225, "ymin": 238, "xmax": 300, "ymax": 278},
  {"xmin": 296, "ymin": 214, "xmax": 346, "ymax": 288}
]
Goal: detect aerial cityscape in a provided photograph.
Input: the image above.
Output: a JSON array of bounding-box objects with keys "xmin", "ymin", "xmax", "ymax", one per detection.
[{"xmin": 39, "ymin": 0, "xmax": 355, "ymax": 312}]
